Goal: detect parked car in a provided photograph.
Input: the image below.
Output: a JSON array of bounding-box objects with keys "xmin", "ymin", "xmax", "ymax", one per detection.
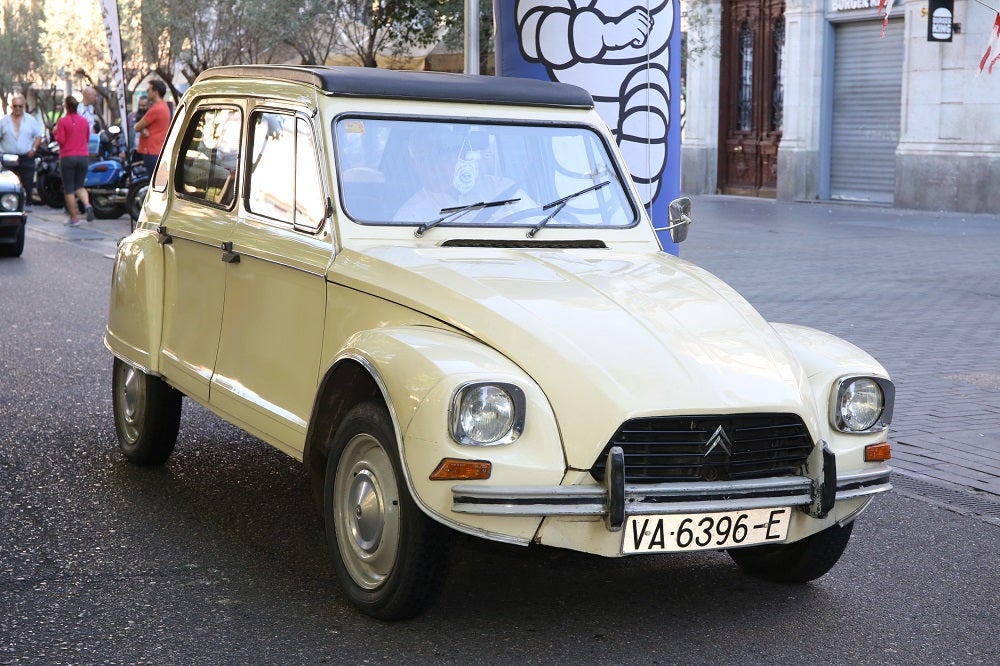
[
  {"xmin": 0, "ymin": 154, "xmax": 27, "ymax": 257},
  {"xmin": 106, "ymin": 66, "xmax": 894, "ymax": 620}
]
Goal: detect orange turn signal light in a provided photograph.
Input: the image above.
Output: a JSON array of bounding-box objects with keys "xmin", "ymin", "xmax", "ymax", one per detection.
[
  {"xmin": 864, "ymin": 442, "xmax": 892, "ymax": 462},
  {"xmin": 429, "ymin": 458, "xmax": 492, "ymax": 481}
]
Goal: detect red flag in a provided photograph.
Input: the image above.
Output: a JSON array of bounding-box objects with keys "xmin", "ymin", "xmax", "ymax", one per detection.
[
  {"xmin": 980, "ymin": 12, "xmax": 1000, "ymax": 74},
  {"xmin": 878, "ymin": 0, "xmax": 896, "ymax": 38}
]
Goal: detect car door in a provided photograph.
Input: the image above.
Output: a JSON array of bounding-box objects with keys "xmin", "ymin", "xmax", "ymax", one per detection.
[
  {"xmin": 209, "ymin": 106, "xmax": 331, "ymax": 458},
  {"xmin": 158, "ymin": 103, "xmax": 244, "ymax": 402}
]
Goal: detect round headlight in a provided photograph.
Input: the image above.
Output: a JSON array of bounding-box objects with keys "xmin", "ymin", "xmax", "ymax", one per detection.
[
  {"xmin": 837, "ymin": 378, "xmax": 884, "ymax": 431},
  {"xmin": 457, "ymin": 384, "xmax": 515, "ymax": 445},
  {"xmin": 450, "ymin": 382, "xmax": 527, "ymax": 447},
  {"xmin": 0, "ymin": 193, "xmax": 19, "ymax": 211}
]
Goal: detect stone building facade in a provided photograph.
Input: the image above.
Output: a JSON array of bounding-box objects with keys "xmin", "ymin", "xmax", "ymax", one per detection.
[{"xmin": 682, "ymin": 0, "xmax": 1000, "ymax": 213}]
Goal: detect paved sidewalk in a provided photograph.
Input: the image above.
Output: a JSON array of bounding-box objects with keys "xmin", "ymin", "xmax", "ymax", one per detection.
[{"xmin": 683, "ymin": 195, "xmax": 1000, "ymax": 507}]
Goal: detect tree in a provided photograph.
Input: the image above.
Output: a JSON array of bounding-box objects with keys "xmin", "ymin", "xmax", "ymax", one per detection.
[
  {"xmin": 0, "ymin": 0, "xmax": 44, "ymax": 113},
  {"xmin": 440, "ymin": 0, "xmax": 494, "ymax": 73},
  {"xmin": 338, "ymin": 0, "xmax": 460, "ymax": 68}
]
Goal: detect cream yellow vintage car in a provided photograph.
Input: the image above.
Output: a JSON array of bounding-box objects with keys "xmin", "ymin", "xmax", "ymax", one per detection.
[{"xmin": 106, "ymin": 65, "xmax": 894, "ymax": 620}]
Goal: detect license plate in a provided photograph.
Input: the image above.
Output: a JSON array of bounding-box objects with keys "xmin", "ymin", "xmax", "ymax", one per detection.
[{"xmin": 623, "ymin": 507, "xmax": 792, "ymax": 554}]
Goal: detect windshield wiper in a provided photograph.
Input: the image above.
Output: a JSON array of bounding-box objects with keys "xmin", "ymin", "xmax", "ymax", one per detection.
[
  {"xmin": 528, "ymin": 181, "xmax": 609, "ymax": 238},
  {"xmin": 414, "ymin": 197, "xmax": 521, "ymax": 237}
]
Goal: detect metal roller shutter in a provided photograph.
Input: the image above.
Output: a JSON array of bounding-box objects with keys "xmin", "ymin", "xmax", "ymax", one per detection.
[{"xmin": 829, "ymin": 19, "xmax": 904, "ymax": 204}]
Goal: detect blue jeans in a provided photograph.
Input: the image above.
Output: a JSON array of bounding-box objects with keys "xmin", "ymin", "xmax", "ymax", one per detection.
[{"xmin": 141, "ymin": 153, "xmax": 158, "ymax": 175}]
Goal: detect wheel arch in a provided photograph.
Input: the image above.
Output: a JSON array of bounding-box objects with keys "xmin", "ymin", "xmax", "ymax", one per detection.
[
  {"xmin": 105, "ymin": 231, "xmax": 165, "ymax": 373},
  {"xmin": 304, "ymin": 354, "xmax": 388, "ymax": 505},
  {"xmin": 305, "ymin": 327, "xmax": 562, "ymax": 545}
]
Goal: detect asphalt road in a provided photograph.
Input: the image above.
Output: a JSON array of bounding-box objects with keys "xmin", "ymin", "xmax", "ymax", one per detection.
[{"xmin": 1, "ymin": 221, "xmax": 997, "ymax": 665}]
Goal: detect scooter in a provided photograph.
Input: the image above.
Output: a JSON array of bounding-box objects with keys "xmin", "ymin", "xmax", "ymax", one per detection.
[{"xmin": 85, "ymin": 126, "xmax": 147, "ymax": 219}]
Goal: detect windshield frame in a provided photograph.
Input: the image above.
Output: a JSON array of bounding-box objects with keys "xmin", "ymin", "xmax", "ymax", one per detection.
[{"xmin": 331, "ymin": 112, "xmax": 641, "ymax": 232}]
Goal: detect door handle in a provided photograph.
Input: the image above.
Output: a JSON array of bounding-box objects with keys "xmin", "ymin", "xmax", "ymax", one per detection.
[{"xmin": 221, "ymin": 241, "xmax": 240, "ymax": 263}]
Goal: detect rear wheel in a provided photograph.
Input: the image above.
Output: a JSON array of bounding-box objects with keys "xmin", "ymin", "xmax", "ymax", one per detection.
[
  {"xmin": 727, "ymin": 521, "xmax": 854, "ymax": 583},
  {"xmin": 38, "ymin": 174, "xmax": 64, "ymax": 208},
  {"xmin": 324, "ymin": 402, "xmax": 451, "ymax": 620},
  {"xmin": 112, "ymin": 358, "xmax": 182, "ymax": 466}
]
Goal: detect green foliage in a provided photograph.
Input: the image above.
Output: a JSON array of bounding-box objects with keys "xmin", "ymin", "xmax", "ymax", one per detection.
[
  {"xmin": 11, "ymin": 0, "xmax": 474, "ymax": 111},
  {"xmin": 0, "ymin": 0, "xmax": 44, "ymax": 112}
]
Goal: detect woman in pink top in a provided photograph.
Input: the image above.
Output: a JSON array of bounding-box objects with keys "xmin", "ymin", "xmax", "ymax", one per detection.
[{"xmin": 53, "ymin": 95, "xmax": 93, "ymax": 226}]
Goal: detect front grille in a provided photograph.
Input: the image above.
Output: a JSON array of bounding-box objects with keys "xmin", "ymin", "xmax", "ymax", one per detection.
[{"xmin": 590, "ymin": 414, "xmax": 814, "ymax": 483}]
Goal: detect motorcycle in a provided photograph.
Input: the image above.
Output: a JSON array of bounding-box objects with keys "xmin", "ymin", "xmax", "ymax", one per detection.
[
  {"xmin": 34, "ymin": 140, "xmax": 64, "ymax": 209},
  {"xmin": 85, "ymin": 126, "xmax": 148, "ymax": 220}
]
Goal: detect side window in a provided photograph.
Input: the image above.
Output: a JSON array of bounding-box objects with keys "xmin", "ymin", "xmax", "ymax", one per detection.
[
  {"xmin": 152, "ymin": 103, "xmax": 184, "ymax": 191},
  {"xmin": 294, "ymin": 118, "xmax": 325, "ymax": 230},
  {"xmin": 247, "ymin": 111, "xmax": 326, "ymax": 231},
  {"xmin": 176, "ymin": 106, "xmax": 242, "ymax": 208},
  {"xmin": 247, "ymin": 112, "xmax": 295, "ymax": 224}
]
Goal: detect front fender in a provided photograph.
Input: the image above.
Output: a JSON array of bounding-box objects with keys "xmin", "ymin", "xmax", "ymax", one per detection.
[
  {"xmin": 105, "ymin": 230, "xmax": 164, "ymax": 373},
  {"xmin": 773, "ymin": 323, "xmax": 892, "ymax": 470},
  {"xmin": 335, "ymin": 326, "xmax": 566, "ymax": 545}
]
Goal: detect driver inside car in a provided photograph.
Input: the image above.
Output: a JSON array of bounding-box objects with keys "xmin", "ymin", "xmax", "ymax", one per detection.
[{"xmin": 393, "ymin": 126, "xmax": 535, "ymax": 224}]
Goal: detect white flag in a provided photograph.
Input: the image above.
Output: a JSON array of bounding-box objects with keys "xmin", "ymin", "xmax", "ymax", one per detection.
[{"xmin": 99, "ymin": 0, "xmax": 129, "ymax": 135}]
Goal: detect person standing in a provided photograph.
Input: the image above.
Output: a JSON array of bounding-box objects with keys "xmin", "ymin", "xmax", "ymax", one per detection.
[
  {"xmin": 133, "ymin": 80, "xmax": 169, "ymax": 174},
  {"xmin": 0, "ymin": 94, "xmax": 43, "ymax": 211},
  {"xmin": 79, "ymin": 86, "xmax": 99, "ymax": 133},
  {"xmin": 127, "ymin": 94, "xmax": 149, "ymax": 151},
  {"xmin": 52, "ymin": 96, "xmax": 93, "ymax": 227}
]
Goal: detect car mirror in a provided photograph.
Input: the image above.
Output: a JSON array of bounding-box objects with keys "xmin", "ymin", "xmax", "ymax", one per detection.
[{"xmin": 654, "ymin": 197, "xmax": 692, "ymax": 244}]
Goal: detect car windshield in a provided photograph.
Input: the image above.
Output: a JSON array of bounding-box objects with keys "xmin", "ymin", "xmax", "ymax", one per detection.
[{"xmin": 334, "ymin": 117, "xmax": 637, "ymax": 231}]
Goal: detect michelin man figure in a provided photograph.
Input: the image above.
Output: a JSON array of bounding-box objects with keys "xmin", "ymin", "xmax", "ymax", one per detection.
[{"xmin": 515, "ymin": 0, "xmax": 673, "ymax": 208}]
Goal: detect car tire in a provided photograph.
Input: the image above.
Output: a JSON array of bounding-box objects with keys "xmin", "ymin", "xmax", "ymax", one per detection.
[
  {"xmin": 0, "ymin": 224, "xmax": 24, "ymax": 257},
  {"xmin": 324, "ymin": 402, "xmax": 451, "ymax": 620},
  {"xmin": 727, "ymin": 521, "xmax": 854, "ymax": 584},
  {"xmin": 112, "ymin": 358, "xmax": 182, "ymax": 466}
]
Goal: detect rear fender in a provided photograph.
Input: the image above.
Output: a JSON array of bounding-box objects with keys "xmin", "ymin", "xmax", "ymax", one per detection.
[{"xmin": 105, "ymin": 230, "xmax": 164, "ymax": 373}]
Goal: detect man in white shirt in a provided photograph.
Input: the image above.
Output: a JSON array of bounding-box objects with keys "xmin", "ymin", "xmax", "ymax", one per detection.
[
  {"xmin": 0, "ymin": 94, "xmax": 43, "ymax": 210},
  {"xmin": 79, "ymin": 86, "xmax": 99, "ymax": 133}
]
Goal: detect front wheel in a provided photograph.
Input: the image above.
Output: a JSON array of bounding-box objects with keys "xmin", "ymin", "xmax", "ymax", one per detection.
[
  {"xmin": 0, "ymin": 224, "xmax": 24, "ymax": 258},
  {"xmin": 727, "ymin": 521, "xmax": 854, "ymax": 584},
  {"xmin": 324, "ymin": 403, "xmax": 451, "ymax": 620},
  {"xmin": 112, "ymin": 358, "xmax": 182, "ymax": 465}
]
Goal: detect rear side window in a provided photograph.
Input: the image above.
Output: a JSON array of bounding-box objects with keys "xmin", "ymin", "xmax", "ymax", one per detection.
[
  {"xmin": 176, "ymin": 106, "xmax": 242, "ymax": 209},
  {"xmin": 246, "ymin": 111, "xmax": 326, "ymax": 231}
]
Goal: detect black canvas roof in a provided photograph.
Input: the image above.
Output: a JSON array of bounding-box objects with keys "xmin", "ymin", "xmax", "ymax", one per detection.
[{"xmin": 195, "ymin": 65, "xmax": 594, "ymax": 109}]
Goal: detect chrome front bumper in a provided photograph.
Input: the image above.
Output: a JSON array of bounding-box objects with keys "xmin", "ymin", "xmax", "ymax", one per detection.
[{"xmin": 452, "ymin": 463, "xmax": 892, "ymax": 531}]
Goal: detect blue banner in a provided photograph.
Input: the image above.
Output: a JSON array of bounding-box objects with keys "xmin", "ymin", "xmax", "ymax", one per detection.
[{"xmin": 494, "ymin": 0, "xmax": 681, "ymax": 254}]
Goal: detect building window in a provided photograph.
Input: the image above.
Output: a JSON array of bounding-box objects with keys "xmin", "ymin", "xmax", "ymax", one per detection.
[
  {"xmin": 739, "ymin": 21, "xmax": 754, "ymax": 132},
  {"xmin": 772, "ymin": 17, "xmax": 785, "ymax": 132}
]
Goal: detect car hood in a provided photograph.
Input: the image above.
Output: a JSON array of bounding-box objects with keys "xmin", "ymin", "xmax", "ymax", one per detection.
[{"xmin": 330, "ymin": 245, "xmax": 817, "ymax": 469}]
